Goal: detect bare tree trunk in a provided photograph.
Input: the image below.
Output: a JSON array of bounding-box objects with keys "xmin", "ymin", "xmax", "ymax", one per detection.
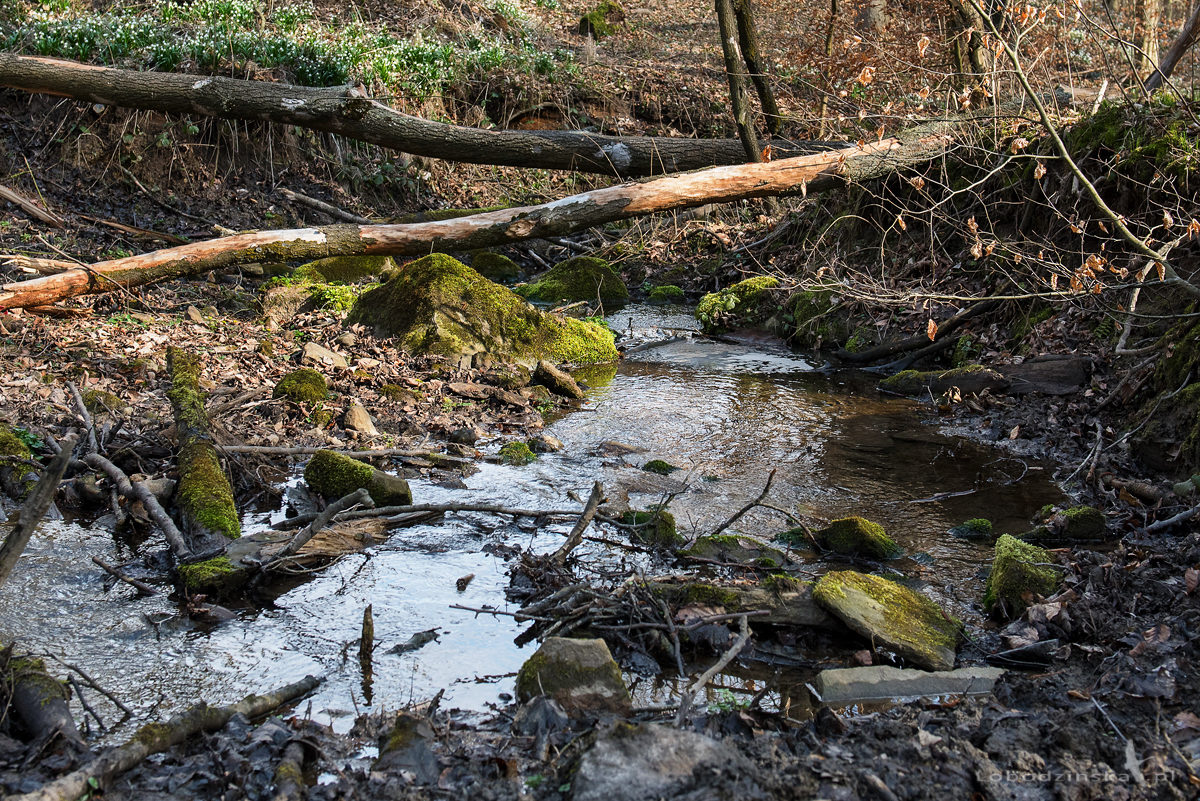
[
  {"xmin": 1136, "ymin": 0, "xmax": 1162, "ymax": 78},
  {"xmin": 1145, "ymin": 0, "xmax": 1200, "ymax": 90},
  {"xmin": 817, "ymin": 0, "xmax": 839, "ymax": 138},
  {"xmin": 716, "ymin": 0, "xmax": 763, "ymax": 161},
  {"xmin": 0, "ymin": 52, "xmax": 833, "ymax": 178},
  {"xmin": 732, "ymin": 0, "xmax": 783, "ymax": 135},
  {"xmin": 0, "ymin": 126, "xmax": 957, "ymax": 311},
  {"xmin": 952, "ymin": 0, "xmax": 993, "ymax": 79}
]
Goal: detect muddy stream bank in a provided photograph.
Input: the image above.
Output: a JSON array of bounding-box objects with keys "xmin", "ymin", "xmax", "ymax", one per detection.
[{"xmin": 0, "ymin": 306, "xmax": 1065, "ymax": 736}]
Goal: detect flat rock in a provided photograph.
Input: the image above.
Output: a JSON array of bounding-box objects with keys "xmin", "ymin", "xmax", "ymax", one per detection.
[
  {"xmin": 814, "ymin": 665, "xmax": 1006, "ymax": 703},
  {"xmin": 1002, "ymin": 355, "xmax": 1092, "ymax": 395},
  {"xmin": 814, "ymin": 570, "xmax": 961, "ymax": 671},
  {"xmin": 447, "ymin": 382, "xmax": 492, "ymax": 400},
  {"xmin": 302, "ymin": 342, "xmax": 348, "ymax": 369},
  {"xmin": 572, "ymin": 723, "xmax": 749, "ymax": 801},
  {"xmin": 515, "ymin": 637, "xmax": 630, "ymax": 716},
  {"xmin": 534, "ymin": 360, "xmax": 584, "ymax": 399}
]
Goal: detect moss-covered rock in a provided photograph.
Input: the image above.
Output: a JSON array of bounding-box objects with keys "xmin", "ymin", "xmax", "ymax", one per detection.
[
  {"xmin": 379, "ymin": 383, "xmax": 421, "ymax": 404},
  {"xmin": 304, "ymin": 449, "xmax": 412, "ymax": 505},
  {"xmin": 577, "ymin": 0, "xmax": 624, "ymax": 38},
  {"xmin": 518, "ymin": 256, "xmax": 628, "ymax": 308},
  {"xmin": 696, "ymin": 276, "xmax": 779, "ymax": 334},
  {"xmin": 177, "ymin": 556, "xmax": 246, "ymax": 595},
  {"xmin": 682, "ymin": 534, "xmax": 786, "ymax": 567},
  {"xmin": 879, "ymin": 365, "xmax": 1010, "ymax": 397},
  {"xmin": 984, "ymin": 534, "xmax": 1060, "ymax": 618},
  {"xmin": 647, "ymin": 285, "xmax": 685, "ymax": 305},
  {"xmin": 299, "ymin": 255, "xmax": 395, "ymax": 283},
  {"xmin": 621, "ymin": 509, "xmax": 681, "ymax": 548},
  {"xmin": 815, "ymin": 517, "xmax": 901, "ymax": 559},
  {"xmin": 515, "ymin": 637, "xmax": 631, "ymax": 715},
  {"xmin": 0, "ymin": 425, "xmax": 36, "ymax": 500},
  {"xmin": 492, "ymin": 364, "xmax": 531, "ymax": 390},
  {"xmin": 346, "ymin": 254, "xmax": 618, "ymax": 367},
  {"xmin": 499, "ymin": 441, "xmax": 537, "ymax": 465},
  {"xmin": 949, "ymin": 518, "xmax": 994, "ymax": 540},
  {"xmin": 471, "ymin": 252, "xmax": 522, "ymax": 282},
  {"xmin": 813, "ymin": 570, "xmax": 961, "ymax": 671},
  {"xmin": 273, "ymin": 369, "xmax": 329, "ymax": 403},
  {"xmin": 82, "ymin": 389, "xmax": 123, "ymax": 415},
  {"xmin": 782, "ymin": 289, "xmax": 853, "ymax": 349},
  {"xmin": 641, "ymin": 459, "xmax": 679, "ymax": 475},
  {"xmin": 1019, "ymin": 505, "xmax": 1107, "ymax": 544}
]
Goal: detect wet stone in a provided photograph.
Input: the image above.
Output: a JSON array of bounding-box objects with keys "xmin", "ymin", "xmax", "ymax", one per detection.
[
  {"xmin": 534, "ymin": 360, "xmax": 584, "ymax": 399},
  {"xmin": 343, "ymin": 402, "xmax": 378, "ymax": 435},
  {"xmin": 529, "ymin": 433, "xmax": 564, "ymax": 452},
  {"xmin": 814, "ymin": 665, "xmax": 1006, "ymax": 704},
  {"xmin": 515, "ymin": 637, "xmax": 630, "ymax": 716}
]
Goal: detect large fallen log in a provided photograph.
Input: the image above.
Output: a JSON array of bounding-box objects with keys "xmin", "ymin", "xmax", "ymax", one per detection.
[
  {"xmin": 0, "ymin": 52, "xmax": 838, "ymax": 178},
  {"xmin": 0, "ymin": 125, "xmax": 955, "ymax": 310}
]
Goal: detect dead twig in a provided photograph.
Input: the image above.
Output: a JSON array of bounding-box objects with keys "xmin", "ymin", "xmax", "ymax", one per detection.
[
  {"xmin": 674, "ymin": 614, "xmax": 751, "ymax": 724},
  {"xmin": 91, "ymin": 556, "xmax": 157, "ymax": 596},
  {"xmin": 551, "ymin": 481, "xmax": 605, "ymax": 566},
  {"xmin": 705, "ymin": 468, "xmax": 777, "ymax": 540}
]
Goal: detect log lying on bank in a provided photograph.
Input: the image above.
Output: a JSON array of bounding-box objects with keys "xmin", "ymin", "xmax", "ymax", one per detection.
[
  {"xmin": 0, "ymin": 126, "xmax": 955, "ymax": 311},
  {"xmin": 6, "ymin": 652, "xmax": 86, "ymax": 753},
  {"xmin": 11, "ymin": 675, "xmax": 320, "ymax": 801},
  {"xmin": 643, "ymin": 577, "xmax": 836, "ymax": 628},
  {"xmin": 0, "ymin": 52, "xmax": 840, "ymax": 178}
]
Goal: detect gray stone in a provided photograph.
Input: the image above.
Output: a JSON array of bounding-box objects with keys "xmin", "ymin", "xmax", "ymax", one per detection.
[
  {"xmin": 572, "ymin": 723, "xmax": 751, "ymax": 801},
  {"xmin": 512, "ymin": 695, "xmax": 570, "ymax": 737},
  {"xmin": 343, "ymin": 402, "xmax": 378, "ymax": 435},
  {"xmin": 448, "ymin": 425, "xmax": 483, "ymax": 445},
  {"xmin": 529, "ymin": 434, "xmax": 564, "ymax": 453},
  {"xmin": 373, "ymin": 712, "xmax": 440, "ymax": 784},
  {"xmin": 516, "ymin": 637, "xmax": 630, "ymax": 716},
  {"xmin": 814, "ymin": 665, "xmax": 1006, "ymax": 704},
  {"xmin": 534, "ymin": 360, "xmax": 584, "ymax": 399},
  {"xmin": 302, "ymin": 342, "xmax": 348, "ymax": 369}
]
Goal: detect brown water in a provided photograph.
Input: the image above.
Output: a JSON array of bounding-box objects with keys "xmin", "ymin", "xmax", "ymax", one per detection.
[{"xmin": 0, "ymin": 305, "xmax": 1063, "ymax": 735}]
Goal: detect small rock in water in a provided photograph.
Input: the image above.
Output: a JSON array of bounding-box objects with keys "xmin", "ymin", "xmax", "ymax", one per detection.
[
  {"xmin": 387, "ymin": 628, "xmax": 441, "ymax": 655},
  {"xmin": 343, "ymin": 402, "xmax": 378, "ymax": 435},
  {"xmin": 529, "ymin": 433, "xmax": 563, "ymax": 453}
]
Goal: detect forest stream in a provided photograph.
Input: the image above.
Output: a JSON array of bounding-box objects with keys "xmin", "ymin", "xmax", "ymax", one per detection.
[{"xmin": 0, "ymin": 305, "xmax": 1066, "ymax": 738}]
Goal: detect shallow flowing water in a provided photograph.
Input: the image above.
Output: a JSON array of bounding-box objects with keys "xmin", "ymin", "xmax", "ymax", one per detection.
[{"xmin": 0, "ymin": 305, "xmax": 1063, "ymax": 734}]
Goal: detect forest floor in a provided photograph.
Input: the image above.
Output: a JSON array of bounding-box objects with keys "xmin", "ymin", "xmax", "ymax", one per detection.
[{"xmin": 2, "ymin": 0, "xmax": 1200, "ymax": 797}]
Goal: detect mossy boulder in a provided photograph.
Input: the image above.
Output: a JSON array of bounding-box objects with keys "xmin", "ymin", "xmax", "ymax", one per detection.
[
  {"xmin": 518, "ymin": 256, "xmax": 628, "ymax": 308},
  {"xmin": 379, "ymin": 383, "xmax": 422, "ymax": 404},
  {"xmin": 373, "ymin": 712, "xmax": 439, "ymax": 782},
  {"xmin": 273, "ymin": 369, "xmax": 329, "ymax": 403},
  {"xmin": 949, "ymin": 518, "xmax": 994, "ymax": 540},
  {"xmin": 682, "ymin": 534, "xmax": 787, "ymax": 568},
  {"xmin": 696, "ymin": 276, "xmax": 779, "ymax": 334},
  {"xmin": 515, "ymin": 637, "xmax": 631, "ymax": 716},
  {"xmin": 815, "ymin": 517, "xmax": 901, "ymax": 559},
  {"xmin": 782, "ymin": 289, "xmax": 853, "ymax": 349},
  {"xmin": 879, "ymin": 365, "xmax": 1010, "ymax": 397},
  {"xmin": 984, "ymin": 534, "xmax": 1060, "ymax": 618},
  {"xmin": 177, "ymin": 556, "xmax": 247, "ymax": 595},
  {"xmin": 641, "ymin": 459, "xmax": 679, "ymax": 475},
  {"xmin": 621, "ymin": 509, "xmax": 681, "ymax": 548},
  {"xmin": 345, "ymin": 254, "xmax": 618, "ymax": 367},
  {"xmin": 499, "ymin": 442, "xmax": 537, "ymax": 465},
  {"xmin": 647, "ymin": 285, "xmax": 685, "ymax": 305},
  {"xmin": 813, "ymin": 570, "xmax": 961, "ymax": 671},
  {"xmin": 1019, "ymin": 505, "xmax": 1107, "ymax": 544},
  {"xmin": 0, "ymin": 425, "xmax": 36, "ymax": 500},
  {"xmin": 471, "ymin": 252, "xmax": 522, "ymax": 282},
  {"xmin": 299, "ymin": 255, "xmax": 395, "ymax": 283},
  {"xmin": 578, "ymin": 0, "xmax": 625, "ymax": 37},
  {"xmin": 304, "ymin": 450, "xmax": 412, "ymax": 506}
]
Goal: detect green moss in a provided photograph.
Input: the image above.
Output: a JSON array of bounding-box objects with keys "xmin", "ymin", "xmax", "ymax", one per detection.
[
  {"xmin": 983, "ymin": 534, "xmax": 1060, "ymax": 617},
  {"xmin": 274, "ymin": 759, "xmax": 305, "ymax": 786},
  {"xmin": 764, "ymin": 574, "xmax": 808, "ymax": 593},
  {"xmin": 300, "ymin": 255, "xmax": 395, "ymax": 282},
  {"xmin": 134, "ymin": 720, "xmax": 175, "ymax": 747},
  {"xmin": 177, "ymin": 441, "xmax": 241, "ymax": 540},
  {"xmin": 81, "ymin": 389, "xmax": 122, "ymax": 414},
  {"xmin": 0, "ymin": 425, "xmax": 36, "ymax": 499},
  {"xmin": 815, "ymin": 516, "xmax": 900, "ymax": 559},
  {"xmin": 165, "ymin": 348, "xmax": 206, "ymax": 434},
  {"xmin": 780, "ymin": 288, "xmax": 852, "ymax": 348},
  {"xmin": 308, "ymin": 282, "xmax": 373, "ymax": 312},
  {"xmin": 813, "ymin": 570, "xmax": 961, "ymax": 670},
  {"xmin": 1064, "ymin": 98, "xmax": 1200, "ymax": 183},
  {"xmin": 514, "ymin": 641, "xmax": 627, "ymax": 705},
  {"xmin": 842, "ymin": 326, "xmax": 875, "ymax": 354},
  {"xmin": 1021, "ymin": 505, "xmax": 1107, "ymax": 544},
  {"xmin": 952, "ymin": 335, "xmax": 981, "ymax": 368},
  {"xmin": 472, "ymin": 251, "xmax": 522, "ymax": 282},
  {"xmin": 518, "ymin": 256, "xmax": 629, "ymax": 308},
  {"xmin": 683, "ymin": 533, "xmax": 786, "ymax": 566},
  {"xmin": 642, "ymin": 459, "xmax": 679, "ymax": 475},
  {"xmin": 346, "ymin": 254, "xmax": 618, "ymax": 365},
  {"xmin": 577, "ymin": 0, "xmax": 623, "ymax": 37},
  {"xmin": 499, "ymin": 441, "xmax": 537, "ymax": 465},
  {"xmin": 177, "ymin": 555, "xmax": 242, "ymax": 593},
  {"xmin": 878, "ymin": 364, "xmax": 1004, "ymax": 397},
  {"xmin": 621, "ymin": 509, "xmax": 681, "ymax": 548},
  {"xmin": 949, "ymin": 518, "xmax": 993, "ymax": 540},
  {"xmin": 303, "ymin": 449, "xmax": 412, "ymax": 506},
  {"xmin": 647, "ymin": 285, "xmax": 685, "ymax": 304},
  {"xmin": 679, "ymin": 582, "xmax": 740, "ymax": 608},
  {"xmin": 696, "ymin": 276, "xmax": 780, "ymax": 334},
  {"xmin": 379, "ymin": 383, "xmax": 421, "ymax": 403},
  {"xmin": 274, "ymin": 369, "xmax": 329, "ymax": 403},
  {"xmin": 493, "ymin": 365, "xmax": 532, "ymax": 389}
]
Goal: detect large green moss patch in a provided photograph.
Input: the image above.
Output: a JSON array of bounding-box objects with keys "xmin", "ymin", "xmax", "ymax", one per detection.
[{"xmin": 984, "ymin": 534, "xmax": 1060, "ymax": 618}]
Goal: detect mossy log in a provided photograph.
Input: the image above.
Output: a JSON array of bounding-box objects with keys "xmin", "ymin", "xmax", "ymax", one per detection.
[
  {"xmin": 166, "ymin": 347, "xmax": 240, "ymax": 555},
  {"xmin": 9, "ymin": 656, "xmax": 85, "ymax": 752},
  {"xmin": 10, "ymin": 675, "xmax": 320, "ymax": 801},
  {"xmin": 643, "ymin": 578, "xmax": 835, "ymax": 628},
  {"xmin": 0, "ymin": 125, "xmax": 957, "ymax": 310}
]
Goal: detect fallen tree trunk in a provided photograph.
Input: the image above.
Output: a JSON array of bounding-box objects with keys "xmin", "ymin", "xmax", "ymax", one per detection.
[
  {"xmin": 0, "ymin": 52, "xmax": 838, "ymax": 178},
  {"xmin": 11, "ymin": 675, "xmax": 320, "ymax": 801},
  {"xmin": 0, "ymin": 125, "xmax": 955, "ymax": 310}
]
